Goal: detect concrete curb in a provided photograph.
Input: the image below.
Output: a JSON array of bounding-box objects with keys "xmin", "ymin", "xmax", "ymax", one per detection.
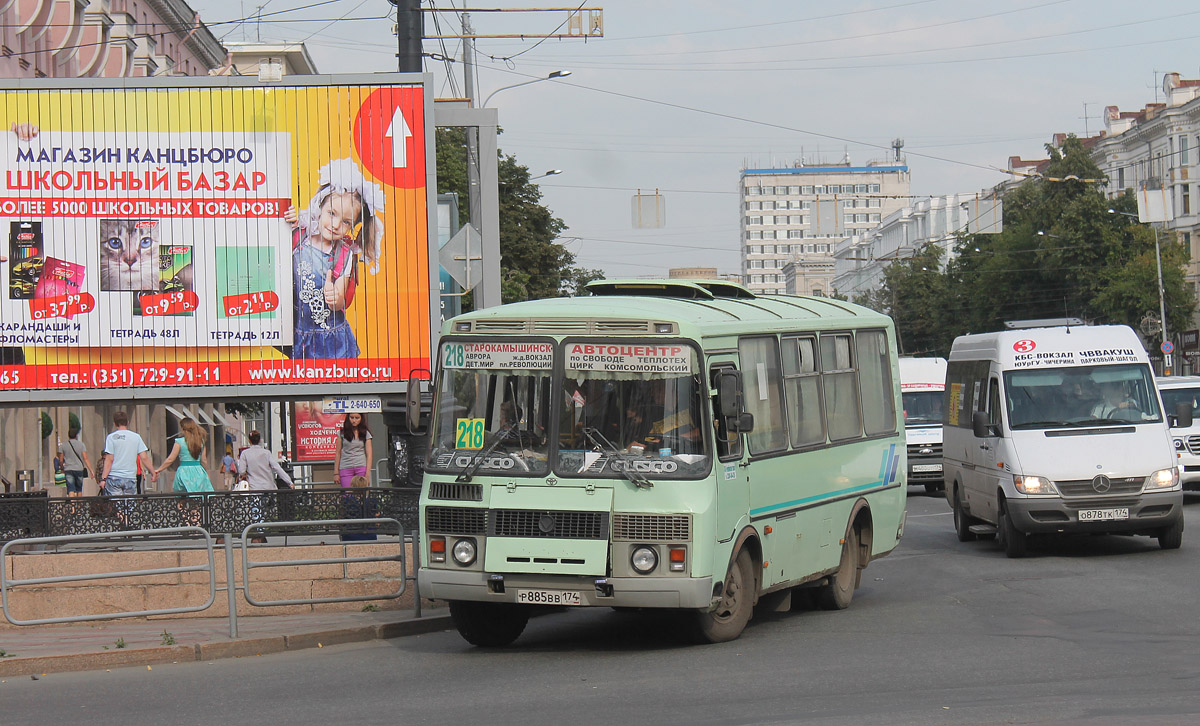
[{"xmin": 0, "ymin": 613, "xmax": 452, "ymax": 677}]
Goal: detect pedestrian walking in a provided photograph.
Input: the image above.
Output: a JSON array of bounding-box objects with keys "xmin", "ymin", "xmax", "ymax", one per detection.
[
  {"xmin": 101, "ymin": 410, "xmax": 155, "ymax": 496},
  {"xmin": 57, "ymin": 427, "xmax": 92, "ymax": 498},
  {"xmin": 153, "ymin": 418, "xmax": 214, "ymax": 493},
  {"xmin": 236, "ymin": 430, "xmax": 294, "ymax": 491},
  {"xmin": 236, "ymin": 430, "xmax": 294, "ymax": 544},
  {"xmin": 219, "ymin": 449, "xmax": 238, "ymax": 491},
  {"xmin": 333, "ymin": 413, "xmax": 372, "ymax": 488}
]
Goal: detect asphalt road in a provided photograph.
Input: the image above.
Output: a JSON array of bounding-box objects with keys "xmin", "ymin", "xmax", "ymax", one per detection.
[{"xmin": 5, "ymin": 488, "xmax": 1200, "ymax": 726}]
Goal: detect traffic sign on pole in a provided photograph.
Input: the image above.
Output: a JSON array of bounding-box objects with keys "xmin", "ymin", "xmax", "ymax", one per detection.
[{"xmin": 1162, "ymin": 340, "xmax": 1175, "ymax": 354}]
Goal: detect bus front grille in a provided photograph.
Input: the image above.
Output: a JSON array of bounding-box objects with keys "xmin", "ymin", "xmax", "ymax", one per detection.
[
  {"xmin": 428, "ymin": 482, "xmax": 483, "ymax": 502},
  {"xmin": 612, "ymin": 514, "xmax": 691, "ymax": 541},
  {"xmin": 1055, "ymin": 477, "xmax": 1145, "ymax": 497},
  {"xmin": 489, "ymin": 510, "xmax": 608, "ymax": 539},
  {"xmin": 425, "ymin": 506, "xmax": 487, "ymax": 535}
]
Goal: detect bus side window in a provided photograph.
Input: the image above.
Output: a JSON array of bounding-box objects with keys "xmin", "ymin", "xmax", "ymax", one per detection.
[
  {"xmin": 987, "ymin": 377, "xmax": 1002, "ymax": 430},
  {"xmin": 711, "ymin": 366, "xmax": 744, "ymax": 461}
]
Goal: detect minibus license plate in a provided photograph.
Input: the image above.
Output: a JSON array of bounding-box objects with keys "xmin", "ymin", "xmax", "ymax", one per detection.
[
  {"xmin": 912, "ymin": 464, "xmax": 942, "ymax": 472},
  {"xmin": 1078, "ymin": 508, "xmax": 1129, "ymax": 522},
  {"xmin": 516, "ymin": 589, "xmax": 582, "ymax": 606}
]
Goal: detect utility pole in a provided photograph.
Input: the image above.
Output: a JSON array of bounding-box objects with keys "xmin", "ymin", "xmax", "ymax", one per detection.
[
  {"xmin": 462, "ymin": 12, "xmax": 483, "ymax": 297},
  {"xmin": 394, "ymin": 0, "xmax": 424, "ymax": 73}
]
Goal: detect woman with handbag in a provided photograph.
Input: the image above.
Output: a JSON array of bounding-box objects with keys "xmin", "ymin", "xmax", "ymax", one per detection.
[
  {"xmin": 152, "ymin": 418, "xmax": 215, "ymax": 493},
  {"xmin": 57, "ymin": 427, "xmax": 93, "ymax": 498}
]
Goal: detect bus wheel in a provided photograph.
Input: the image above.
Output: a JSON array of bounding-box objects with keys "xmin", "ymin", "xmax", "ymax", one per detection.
[
  {"xmin": 691, "ymin": 549, "xmax": 754, "ymax": 643},
  {"xmin": 1158, "ymin": 518, "xmax": 1184, "ymax": 550},
  {"xmin": 817, "ymin": 526, "xmax": 860, "ymax": 611},
  {"xmin": 997, "ymin": 500, "xmax": 1028, "ymax": 558},
  {"xmin": 953, "ymin": 487, "xmax": 976, "ymax": 542},
  {"xmin": 449, "ymin": 601, "xmax": 529, "ymax": 647}
]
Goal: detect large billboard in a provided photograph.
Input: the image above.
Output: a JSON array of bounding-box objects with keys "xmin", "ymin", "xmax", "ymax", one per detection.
[{"xmin": 0, "ymin": 76, "xmax": 434, "ymax": 400}]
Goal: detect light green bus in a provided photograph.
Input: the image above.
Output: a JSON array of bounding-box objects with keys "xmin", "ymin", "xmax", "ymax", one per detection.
[{"xmin": 417, "ymin": 280, "xmax": 907, "ymax": 645}]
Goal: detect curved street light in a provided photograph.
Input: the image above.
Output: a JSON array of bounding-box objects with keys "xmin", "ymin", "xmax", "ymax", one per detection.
[
  {"xmin": 1109, "ymin": 208, "xmax": 1170, "ymax": 370},
  {"xmin": 531, "ymin": 169, "xmax": 563, "ymax": 180},
  {"xmin": 481, "ymin": 70, "xmax": 571, "ymax": 107}
]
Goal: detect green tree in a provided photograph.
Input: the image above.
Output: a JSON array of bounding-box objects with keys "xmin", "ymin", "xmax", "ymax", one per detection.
[
  {"xmin": 435, "ymin": 128, "xmax": 600, "ymax": 304},
  {"xmin": 947, "ymin": 135, "xmax": 1194, "ymax": 340},
  {"xmin": 853, "ymin": 246, "xmax": 953, "ymax": 356}
]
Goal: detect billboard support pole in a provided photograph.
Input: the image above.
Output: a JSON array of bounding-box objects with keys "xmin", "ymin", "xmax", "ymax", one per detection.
[{"xmin": 433, "ymin": 103, "xmax": 501, "ymax": 309}]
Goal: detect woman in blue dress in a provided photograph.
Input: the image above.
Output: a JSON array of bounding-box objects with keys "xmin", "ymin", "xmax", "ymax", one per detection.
[{"xmin": 153, "ymin": 417, "xmax": 215, "ymax": 493}]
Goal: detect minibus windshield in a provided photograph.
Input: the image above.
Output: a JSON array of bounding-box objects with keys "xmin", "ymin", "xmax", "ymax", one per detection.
[
  {"xmin": 556, "ymin": 341, "xmax": 710, "ymax": 479},
  {"xmin": 1005, "ymin": 364, "xmax": 1162, "ymax": 429},
  {"xmin": 903, "ymin": 390, "xmax": 944, "ymax": 426},
  {"xmin": 428, "ymin": 341, "xmax": 553, "ymax": 477}
]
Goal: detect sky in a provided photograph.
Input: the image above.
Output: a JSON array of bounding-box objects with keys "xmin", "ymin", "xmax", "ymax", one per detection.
[{"xmin": 191, "ymin": 0, "xmax": 1200, "ymax": 279}]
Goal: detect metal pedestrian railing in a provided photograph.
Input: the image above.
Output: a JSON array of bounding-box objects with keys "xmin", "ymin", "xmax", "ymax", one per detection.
[
  {"xmin": 0, "ymin": 487, "xmax": 419, "ymax": 544},
  {"xmin": 0, "ymin": 519, "xmax": 424, "ymax": 637},
  {"xmin": 0, "ymin": 527, "xmax": 217, "ymax": 626}
]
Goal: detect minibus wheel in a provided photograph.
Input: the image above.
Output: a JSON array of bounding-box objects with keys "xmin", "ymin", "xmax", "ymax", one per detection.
[
  {"xmin": 449, "ymin": 601, "xmax": 529, "ymax": 647},
  {"xmin": 997, "ymin": 500, "xmax": 1028, "ymax": 558},
  {"xmin": 953, "ymin": 486, "xmax": 976, "ymax": 542},
  {"xmin": 1158, "ymin": 518, "xmax": 1184, "ymax": 550},
  {"xmin": 817, "ymin": 526, "xmax": 860, "ymax": 610},
  {"xmin": 691, "ymin": 549, "xmax": 754, "ymax": 643}
]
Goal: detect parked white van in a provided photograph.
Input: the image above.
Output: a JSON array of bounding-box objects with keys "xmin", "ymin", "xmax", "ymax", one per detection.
[
  {"xmin": 1156, "ymin": 375, "xmax": 1200, "ymax": 490},
  {"xmin": 943, "ymin": 322, "xmax": 1190, "ymax": 557},
  {"xmin": 900, "ymin": 357, "xmax": 947, "ymax": 493}
]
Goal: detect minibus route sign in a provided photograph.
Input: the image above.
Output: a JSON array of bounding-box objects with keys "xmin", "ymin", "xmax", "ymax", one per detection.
[
  {"xmin": 566, "ymin": 343, "xmax": 691, "ymax": 373},
  {"xmin": 441, "ymin": 342, "xmax": 553, "ymax": 370}
]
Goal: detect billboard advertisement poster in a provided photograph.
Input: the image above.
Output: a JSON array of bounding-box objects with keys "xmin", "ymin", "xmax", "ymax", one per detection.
[
  {"xmin": 293, "ymin": 400, "xmax": 344, "ymax": 463},
  {"xmin": 0, "ymin": 79, "xmax": 431, "ymax": 395}
]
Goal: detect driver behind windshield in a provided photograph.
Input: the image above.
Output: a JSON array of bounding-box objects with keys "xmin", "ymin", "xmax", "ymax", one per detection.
[
  {"xmin": 1092, "ymin": 380, "xmax": 1142, "ymax": 421},
  {"xmin": 625, "ymin": 378, "xmax": 701, "ymax": 454}
]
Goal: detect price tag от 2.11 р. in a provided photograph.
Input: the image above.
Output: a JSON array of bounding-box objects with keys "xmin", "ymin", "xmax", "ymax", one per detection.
[
  {"xmin": 28, "ymin": 292, "xmax": 95, "ymax": 320},
  {"xmin": 222, "ymin": 291, "xmax": 279, "ymax": 317},
  {"xmin": 138, "ymin": 290, "xmax": 199, "ymax": 316}
]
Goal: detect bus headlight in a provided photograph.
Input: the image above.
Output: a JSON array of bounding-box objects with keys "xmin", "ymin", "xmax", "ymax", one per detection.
[
  {"xmin": 1146, "ymin": 467, "xmax": 1180, "ymax": 490},
  {"xmin": 1174, "ymin": 438, "xmax": 1186, "ymax": 451},
  {"xmin": 452, "ymin": 538, "xmax": 477, "ymax": 566},
  {"xmin": 1013, "ymin": 475, "xmax": 1057, "ymax": 495},
  {"xmin": 630, "ymin": 546, "xmax": 658, "ymax": 574}
]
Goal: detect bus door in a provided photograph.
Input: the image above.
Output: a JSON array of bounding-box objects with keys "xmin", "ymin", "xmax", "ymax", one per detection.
[{"xmin": 710, "ymin": 362, "xmax": 750, "ymax": 545}]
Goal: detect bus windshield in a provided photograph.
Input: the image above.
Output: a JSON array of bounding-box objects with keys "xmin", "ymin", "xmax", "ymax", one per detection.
[
  {"xmin": 1004, "ymin": 363, "xmax": 1162, "ymax": 429},
  {"xmin": 427, "ymin": 342, "xmax": 553, "ymax": 477},
  {"xmin": 557, "ymin": 342, "xmax": 710, "ymax": 479},
  {"xmin": 902, "ymin": 390, "xmax": 944, "ymax": 426}
]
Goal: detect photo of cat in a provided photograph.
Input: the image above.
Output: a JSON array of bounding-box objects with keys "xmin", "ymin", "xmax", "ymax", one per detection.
[{"xmin": 99, "ymin": 219, "xmax": 161, "ymax": 291}]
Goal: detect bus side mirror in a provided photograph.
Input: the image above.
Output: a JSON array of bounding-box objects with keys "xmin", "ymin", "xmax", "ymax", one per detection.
[
  {"xmin": 406, "ymin": 376, "xmax": 425, "ymax": 434},
  {"xmin": 717, "ymin": 370, "xmax": 743, "ymax": 418},
  {"xmin": 733, "ymin": 412, "xmax": 755, "ymax": 434},
  {"xmin": 972, "ymin": 411, "xmax": 993, "ymax": 438},
  {"xmin": 1173, "ymin": 401, "xmax": 1194, "ymax": 429}
]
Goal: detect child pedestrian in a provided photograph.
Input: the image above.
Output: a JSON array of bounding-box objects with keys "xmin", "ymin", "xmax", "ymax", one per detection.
[{"xmin": 284, "ymin": 158, "xmax": 385, "ymax": 360}]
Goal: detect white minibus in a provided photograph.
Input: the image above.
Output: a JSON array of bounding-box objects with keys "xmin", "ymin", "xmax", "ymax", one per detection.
[
  {"xmin": 899, "ymin": 357, "xmax": 947, "ymax": 493},
  {"xmin": 943, "ymin": 322, "xmax": 1190, "ymax": 557}
]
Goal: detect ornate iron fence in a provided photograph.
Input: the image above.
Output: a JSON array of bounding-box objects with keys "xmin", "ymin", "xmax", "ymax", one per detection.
[{"xmin": 0, "ymin": 488, "xmax": 419, "ymax": 544}]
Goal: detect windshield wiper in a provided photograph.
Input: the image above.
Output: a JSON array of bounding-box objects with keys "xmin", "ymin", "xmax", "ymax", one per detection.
[
  {"xmin": 582, "ymin": 427, "xmax": 653, "ymax": 489},
  {"xmin": 1013, "ymin": 420, "xmax": 1071, "ymax": 429},
  {"xmin": 456, "ymin": 424, "xmax": 516, "ymax": 483}
]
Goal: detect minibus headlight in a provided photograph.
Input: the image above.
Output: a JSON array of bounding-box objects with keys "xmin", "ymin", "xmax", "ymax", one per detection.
[
  {"xmin": 452, "ymin": 538, "xmax": 477, "ymax": 566},
  {"xmin": 1146, "ymin": 467, "xmax": 1180, "ymax": 490},
  {"xmin": 630, "ymin": 546, "xmax": 658, "ymax": 574},
  {"xmin": 1013, "ymin": 475, "xmax": 1057, "ymax": 495}
]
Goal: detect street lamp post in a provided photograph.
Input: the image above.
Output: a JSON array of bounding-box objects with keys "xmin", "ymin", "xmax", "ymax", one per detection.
[
  {"xmin": 481, "ymin": 71, "xmax": 571, "ymax": 108},
  {"xmin": 1109, "ymin": 209, "xmax": 1170, "ymax": 372},
  {"xmin": 530, "ymin": 169, "xmax": 563, "ymax": 181}
]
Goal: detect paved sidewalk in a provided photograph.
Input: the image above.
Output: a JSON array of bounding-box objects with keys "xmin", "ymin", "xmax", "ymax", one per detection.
[{"xmin": 0, "ymin": 608, "xmax": 452, "ymax": 677}]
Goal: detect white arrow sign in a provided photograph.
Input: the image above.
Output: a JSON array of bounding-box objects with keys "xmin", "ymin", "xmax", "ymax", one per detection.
[{"xmin": 385, "ymin": 106, "xmax": 413, "ymax": 168}]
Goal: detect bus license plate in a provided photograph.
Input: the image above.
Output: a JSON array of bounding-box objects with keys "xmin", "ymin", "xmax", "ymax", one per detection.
[
  {"xmin": 1078, "ymin": 508, "xmax": 1129, "ymax": 522},
  {"xmin": 516, "ymin": 589, "xmax": 582, "ymax": 606},
  {"xmin": 911, "ymin": 464, "xmax": 942, "ymax": 473}
]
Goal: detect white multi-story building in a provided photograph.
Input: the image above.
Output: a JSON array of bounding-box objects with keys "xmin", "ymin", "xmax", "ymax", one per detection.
[
  {"xmin": 1090, "ymin": 72, "xmax": 1200, "ymax": 301},
  {"xmin": 739, "ymin": 163, "xmax": 910, "ymax": 295},
  {"xmin": 832, "ymin": 193, "xmax": 1001, "ymax": 299}
]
